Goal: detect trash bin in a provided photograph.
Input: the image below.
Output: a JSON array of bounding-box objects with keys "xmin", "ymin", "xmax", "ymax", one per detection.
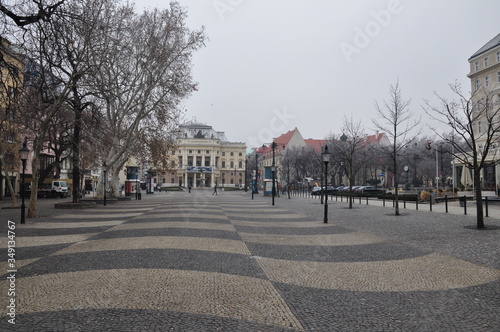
[{"xmin": 459, "ymin": 196, "xmax": 465, "ymax": 207}]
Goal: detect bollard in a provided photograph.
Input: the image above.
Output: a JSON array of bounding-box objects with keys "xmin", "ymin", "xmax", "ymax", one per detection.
[
  {"xmin": 359, "ymin": 195, "xmax": 361, "ymax": 204},
  {"xmin": 366, "ymin": 196, "xmax": 369, "ymax": 205},
  {"xmin": 430, "ymin": 194, "xmax": 433, "ymax": 211},
  {"xmin": 416, "ymin": 196, "xmax": 418, "ymax": 210},
  {"xmin": 485, "ymin": 196, "xmax": 489, "ymax": 217},
  {"xmin": 463, "ymin": 195, "xmax": 467, "ymax": 215},
  {"xmin": 383, "ymin": 196, "xmax": 385, "ymax": 207},
  {"xmin": 403, "ymin": 194, "xmax": 406, "ymax": 209},
  {"xmin": 445, "ymin": 195, "xmax": 448, "ymax": 213}
]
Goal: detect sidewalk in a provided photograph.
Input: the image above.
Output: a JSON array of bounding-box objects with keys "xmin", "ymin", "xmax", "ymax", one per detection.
[{"xmin": 0, "ymin": 190, "xmax": 499, "ymax": 331}]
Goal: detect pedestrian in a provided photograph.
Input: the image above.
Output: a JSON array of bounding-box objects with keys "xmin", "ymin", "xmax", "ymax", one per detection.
[
  {"xmin": 212, "ymin": 185, "xmax": 217, "ymax": 195},
  {"xmin": 188, "ymin": 185, "xmax": 191, "ymax": 193}
]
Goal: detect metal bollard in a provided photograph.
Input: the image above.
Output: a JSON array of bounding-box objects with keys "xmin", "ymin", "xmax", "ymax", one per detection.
[
  {"xmin": 445, "ymin": 195, "xmax": 448, "ymax": 213},
  {"xmin": 485, "ymin": 196, "xmax": 489, "ymax": 217}
]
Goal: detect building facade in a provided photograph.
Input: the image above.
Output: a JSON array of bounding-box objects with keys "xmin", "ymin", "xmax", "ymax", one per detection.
[
  {"xmin": 467, "ymin": 33, "xmax": 500, "ymax": 193},
  {"xmin": 172, "ymin": 121, "xmax": 247, "ymax": 188}
]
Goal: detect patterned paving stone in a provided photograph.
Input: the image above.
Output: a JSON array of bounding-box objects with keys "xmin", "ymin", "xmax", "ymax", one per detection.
[
  {"xmin": 234, "ymin": 224, "xmax": 351, "ymax": 235},
  {"xmin": 89, "ymin": 227, "xmax": 241, "ymax": 241},
  {"xmin": 275, "ymin": 281, "xmax": 500, "ymax": 331},
  {"xmin": 51, "ymin": 236, "xmax": 251, "ymax": 256},
  {"xmin": 240, "ymin": 232, "xmax": 385, "ymax": 246},
  {"xmin": 257, "ymin": 253, "xmax": 500, "ymax": 291},
  {"xmin": 1, "ymin": 269, "xmax": 303, "ymax": 330},
  {"xmin": 1, "ymin": 191, "xmax": 498, "ymax": 331},
  {"xmin": 14, "ymin": 249, "xmax": 267, "ymax": 279},
  {"xmin": 246, "ymin": 241, "xmax": 430, "ymax": 262},
  {"xmin": 0, "ymin": 309, "xmax": 298, "ymax": 332}
]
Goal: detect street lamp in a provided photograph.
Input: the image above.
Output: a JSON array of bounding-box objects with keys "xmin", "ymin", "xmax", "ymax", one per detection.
[
  {"xmin": 271, "ymin": 142, "xmax": 277, "ymax": 206},
  {"xmin": 253, "ymin": 152, "xmax": 259, "ymax": 198},
  {"xmin": 244, "ymin": 157, "xmax": 248, "ymax": 192},
  {"xmin": 103, "ymin": 162, "xmax": 107, "ymax": 206},
  {"xmin": 19, "ymin": 138, "xmax": 29, "ymax": 224},
  {"xmin": 322, "ymin": 145, "xmax": 331, "ymax": 223}
]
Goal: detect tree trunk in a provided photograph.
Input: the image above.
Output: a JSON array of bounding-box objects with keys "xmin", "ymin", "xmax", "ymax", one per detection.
[
  {"xmin": 71, "ymin": 92, "xmax": 83, "ymax": 203},
  {"xmin": 5, "ymin": 171, "xmax": 17, "ymax": 207},
  {"xmin": 474, "ymin": 168, "xmax": 484, "ymax": 229},
  {"xmin": 27, "ymin": 150, "xmax": 40, "ymax": 218}
]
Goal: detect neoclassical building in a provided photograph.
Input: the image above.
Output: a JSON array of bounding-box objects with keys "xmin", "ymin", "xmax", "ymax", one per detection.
[
  {"xmin": 171, "ymin": 121, "xmax": 247, "ymax": 188},
  {"xmin": 466, "ymin": 33, "xmax": 500, "ymax": 192}
]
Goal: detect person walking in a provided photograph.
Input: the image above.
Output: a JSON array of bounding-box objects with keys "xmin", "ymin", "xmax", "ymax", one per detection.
[
  {"xmin": 188, "ymin": 185, "xmax": 191, "ymax": 193},
  {"xmin": 212, "ymin": 184, "xmax": 218, "ymax": 195}
]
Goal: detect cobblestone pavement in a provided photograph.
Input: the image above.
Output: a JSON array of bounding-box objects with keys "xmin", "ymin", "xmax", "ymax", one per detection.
[{"xmin": 0, "ymin": 190, "xmax": 499, "ymax": 331}]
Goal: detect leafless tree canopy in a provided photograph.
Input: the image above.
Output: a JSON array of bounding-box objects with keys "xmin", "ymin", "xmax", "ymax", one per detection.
[{"xmin": 372, "ymin": 81, "xmax": 420, "ymax": 215}]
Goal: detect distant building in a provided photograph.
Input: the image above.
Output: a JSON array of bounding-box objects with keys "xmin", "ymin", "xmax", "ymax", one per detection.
[
  {"xmin": 171, "ymin": 121, "xmax": 247, "ymax": 188},
  {"xmin": 0, "ymin": 37, "xmax": 24, "ymax": 198},
  {"xmin": 466, "ymin": 33, "xmax": 500, "ymax": 192}
]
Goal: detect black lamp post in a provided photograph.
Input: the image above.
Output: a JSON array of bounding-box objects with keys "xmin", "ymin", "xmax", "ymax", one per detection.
[
  {"xmin": 253, "ymin": 152, "xmax": 259, "ymax": 198},
  {"xmin": 244, "ymin": 158, "xmax": 248, "ymax": 192},
  {"xmin": 322, "ymin": 145, "xmax": 331, "ymax": 223},
  {"xmin": 103, "ymin": 162, "xmax": 107, "ymax": 206},
  {"xmin": 19, "ymin": 138, "xmax": 29, "ymax": 224},
  {"xmin": 271, "ymin": 142, "xmax": 277, "ymax": 206}
]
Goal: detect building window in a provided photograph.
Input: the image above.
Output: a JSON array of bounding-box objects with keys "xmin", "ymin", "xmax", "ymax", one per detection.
[
  {"xmin": 476, "ymin": 79, "xmax": 480, "ymax": 90},
  {"xmin": 206, "ymin": 150, "xmax": 210, "ymax": 154},
  {"xmin": 171, "ymin": 178, "xmax": 175, "ymax": 183},
  {"xmin": 222, "ymin": 152, "xmax": 225, "ymax": 156},
  {"xmin": 485, "ymin": 75, "xmax": 490, "ymax": 87},
  {"xmin": 238, "ymin": 161, "xmax": 242, "ymax": 168},
  {"xmin": 178, "ymin": 157, "xmax": 183, "ymax": 167},
  {"xmin": 189, "ymin": 150, "xmax": 192, "ymax": 154},
  {"xmin": 239, "ymin": 152, "xmax": 242, "ymax": 156},
  {"xmin": 497, "ymin": 71, "xmax": 500, "ymax": 82},
  {"xmin": 197, "ymin": 150, "xmax": 201, "ymax": 154},
  {"xmin": 230, "ymin": 161, "xmax": 234, "ymax": 168},
  {"xmin": 475, "ymin": 61, "xmax": 479, "ymax": 71},
  {"xmin": 222, "ymin": 161, "xmax": 226, "ymax": 168},
  {"xmin": 478, "ymin": 121, "xmax": 482, "ymax": 133},
  {"xmin": 230, "ymin": 152, "xmax": 234, "ymax": 156},
  {"xmin": 171, "ymin": 161, "xmax": 175, "ymax": 167},
  {"xmin": 484, "ymin": 57, "xmax": 489, "ymax": 67},
  {"xmin": 230, "ymin": 179, "xmax": 234, "ymax": 184},
  {"xmin": 497, "ymin": 51, "xmax": 500, "ymax": 62}
]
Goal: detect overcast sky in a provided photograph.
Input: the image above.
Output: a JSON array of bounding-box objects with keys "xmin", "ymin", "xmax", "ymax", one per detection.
[{"xmin": 135, "ymin": 0, "xmax": 500, "ymax": 147}]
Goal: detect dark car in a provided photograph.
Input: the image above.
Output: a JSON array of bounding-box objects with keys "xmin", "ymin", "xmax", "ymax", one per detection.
[
  {"xmin": 360, "ymin": 186, "xmax": 385, "ymax": 194},
  {"xmin": 311, "ymin": 186, "xmax": 337, "ymax": 195}
]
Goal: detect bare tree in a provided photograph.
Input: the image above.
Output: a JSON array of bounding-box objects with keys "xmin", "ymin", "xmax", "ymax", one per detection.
[
  {"xmin": 0, "ymin": 0, "xmax": 66, "ymax": 27},
  {"xmin": 426, "ymin": 82, "xmax": 500, "ymax": 228},
  {"xmin": 372, "ymin": 81, "xmax": 420, "ymax": 216},
  {"xmin": 330, "ymin": 117, "xmax": 371, "ymax": 208},
  {"xmin": 89, "ymin": 2, "xmax": 206, "ymax": 198}
]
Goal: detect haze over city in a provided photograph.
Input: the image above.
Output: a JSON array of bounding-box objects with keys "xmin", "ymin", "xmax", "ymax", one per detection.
[{"xmin": 135, "ymin": 0, "xmax": 500, "ymax": 146}]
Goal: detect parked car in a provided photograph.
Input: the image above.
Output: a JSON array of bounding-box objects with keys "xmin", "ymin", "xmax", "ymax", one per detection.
[
  {"xmin": 359, "ymin": 186, "xmax": 386, "ymax": 194},
  {"xmin": 311, "ymin": 186, "xmax": 337, "ymax": 195}
]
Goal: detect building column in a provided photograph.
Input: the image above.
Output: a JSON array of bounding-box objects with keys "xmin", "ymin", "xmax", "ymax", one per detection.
[
  {"xmin": 211, "ymin": 172, "xmax": 215, "ymax": 187},
  {"xmin": 184, "ymin": 172, "xmax": 188, "ymax": 187},
  {"xmin": 193, "ymin": 172, "xmax": 197, "ymax": 188}
]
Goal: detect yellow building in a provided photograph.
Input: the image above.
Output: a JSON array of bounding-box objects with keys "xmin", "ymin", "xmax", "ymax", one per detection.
[
  {"xmin": 0, "ymin": 37, "xmax": 24, "ymax": 198},
  {"xmin": 466, "ymin": 33, "xmax": 500, "ymax": 192},
  {"xmin": 172, "ymin": 121, "xmax": 247, "ymax": 188}
]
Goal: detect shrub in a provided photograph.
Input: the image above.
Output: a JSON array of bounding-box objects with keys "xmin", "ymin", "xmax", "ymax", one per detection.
[{"xmin": 420, "ymin": 190, "xmax": 430, "ymax": 201}]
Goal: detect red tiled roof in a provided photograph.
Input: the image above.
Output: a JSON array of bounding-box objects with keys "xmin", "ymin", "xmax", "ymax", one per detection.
[
  {"xmin": 274, "ymin": 128, "xmax": 297, "ymax": 145},
  {"xmin": 305, "ymin": 139, "xmax": 326, "ymax": 153}
]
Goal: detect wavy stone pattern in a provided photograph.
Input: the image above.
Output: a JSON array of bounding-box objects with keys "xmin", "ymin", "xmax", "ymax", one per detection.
[{"xmin": 1, "ymin": 193, "xmax": 498, "ymax": 331}]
